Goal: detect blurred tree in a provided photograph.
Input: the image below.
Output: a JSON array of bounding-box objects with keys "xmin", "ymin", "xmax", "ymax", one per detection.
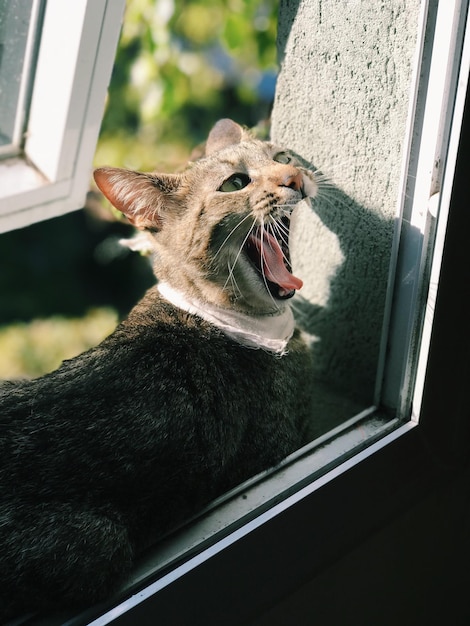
[{"xmin": 95, "ymin": 0, "xmax": 279, "ymax": 171}]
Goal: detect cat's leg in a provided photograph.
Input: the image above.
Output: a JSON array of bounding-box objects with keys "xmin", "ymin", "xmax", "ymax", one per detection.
[{"xmin": 0, "ymin": 501, "xmax": 133, "ymax": 621}]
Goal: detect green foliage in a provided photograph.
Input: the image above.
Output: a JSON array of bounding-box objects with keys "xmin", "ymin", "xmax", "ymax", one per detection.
[{"xmin": 96, "ymin": 0, "xmax": 279, "ymax": 171}]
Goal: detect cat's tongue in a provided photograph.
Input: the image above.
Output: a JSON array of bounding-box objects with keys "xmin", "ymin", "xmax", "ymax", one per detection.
[{"xmin": 250, "ymin": 230, "xmax": 303, "ymax": 293}]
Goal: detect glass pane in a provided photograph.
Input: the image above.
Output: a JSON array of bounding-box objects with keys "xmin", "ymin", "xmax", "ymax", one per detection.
[
  {"xmin": 0, "ymin": 0, "xmax": 42, "ymax": 157},
  {"xmin": 271, "ymin": 1, "xmax": 423, "ymax": 427}
]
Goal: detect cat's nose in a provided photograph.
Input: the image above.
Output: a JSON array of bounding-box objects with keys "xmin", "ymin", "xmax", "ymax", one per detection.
[{"xmin": 280, "ymin": 171, "xmax": 302, "ymax": 191}]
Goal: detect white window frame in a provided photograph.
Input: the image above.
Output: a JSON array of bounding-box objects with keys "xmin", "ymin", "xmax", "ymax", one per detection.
[
  {"xmin": 0, "ymin": 0, "xmax": 125, "ymax": 233},
  {"xmin": 379, "ymin": 0, "xmax": 470, "ymax": 417}
]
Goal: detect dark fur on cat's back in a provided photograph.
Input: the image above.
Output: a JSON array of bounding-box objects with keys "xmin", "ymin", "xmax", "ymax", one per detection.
[{"xmin": 0, "ymin": 119, "xmax": 316, "ymax": 620}]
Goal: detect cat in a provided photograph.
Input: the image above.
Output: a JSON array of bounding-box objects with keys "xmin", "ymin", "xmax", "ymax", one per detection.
[{"xmin": 0, "ymin": 118, "xmax": 317, "ymax": 621}]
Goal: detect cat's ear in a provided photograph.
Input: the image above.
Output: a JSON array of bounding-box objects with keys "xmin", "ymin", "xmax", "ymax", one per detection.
[
  {"xmin": 94, "ymin": 167, "xmax": 181, "ymax": 231},
  {"xmin": 205, "ymin": 118, "xmax": 244, "ymax": 155}
]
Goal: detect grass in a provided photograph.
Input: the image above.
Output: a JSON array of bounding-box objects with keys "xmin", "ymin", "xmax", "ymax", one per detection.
[{"xmin": 0, "ymin": 308, "xmax": 118, "ymax": 379}]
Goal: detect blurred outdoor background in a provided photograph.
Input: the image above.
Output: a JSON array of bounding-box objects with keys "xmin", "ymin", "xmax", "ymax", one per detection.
[{"xmin": 0, "ymin": 0, "xmax": 278, "ymax": 378}]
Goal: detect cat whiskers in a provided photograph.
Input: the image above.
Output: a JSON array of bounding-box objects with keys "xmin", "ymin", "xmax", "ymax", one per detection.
[
  {"xmin": 212, "ymin": 212, "xmax": 254, "ymax": 261},
  {"xmin": 222, "ymin": 215, "xmax": 257, "ymax": 296},
  {"xmin": 268, "ymin": 210, "xmax": 291, "ymax": 254},
  {"xmin": 266, "ymin": 206, "xmax": 292, "ymax": 268},
  {"xmin": 258, "ymin": 218, "xmax": 283, "ymax": 312},
  {"xmin": 308, "ymin": 169, "xmax": 358, "ymax": 213},
  {"xmin": 225, "ymin": 260, "xmax": 243, "ymax": 298}
]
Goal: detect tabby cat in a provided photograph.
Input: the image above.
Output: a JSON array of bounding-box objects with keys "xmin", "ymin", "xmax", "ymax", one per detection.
[{"xmin": 0, "ymin": 119, "xmax": 317, "ymax": 621}]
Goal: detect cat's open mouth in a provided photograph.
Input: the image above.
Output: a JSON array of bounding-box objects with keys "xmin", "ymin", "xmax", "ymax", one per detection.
[{"xmin": 245, "ymin": 217, "xmax": 303, "ymax": 300}]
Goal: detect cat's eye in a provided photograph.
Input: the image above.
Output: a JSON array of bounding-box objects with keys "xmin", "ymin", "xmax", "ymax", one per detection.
[
  {"xmin": 219, "ymin": 173, "xmax": 251, "ymax": 192},
  {"xmin": 273, "ymin": 152, "xmax": 291, "ymax": 164}
]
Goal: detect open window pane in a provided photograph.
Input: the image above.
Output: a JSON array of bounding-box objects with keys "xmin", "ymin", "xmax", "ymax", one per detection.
[
  {"xmin": 0, "ymin": 0, "xmax": 42, "ymax": 157},
  {"xmin": 0, "ymin": 0, "xmax": 125, "ymax": 232}
]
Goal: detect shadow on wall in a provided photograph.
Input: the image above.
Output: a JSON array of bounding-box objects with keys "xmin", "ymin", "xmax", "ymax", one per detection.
[
  {"xmin": 277, "ymin": 0, "xmax": 302, "ymax": 62},
  {"xmin": 291, "ymin": 164, "xmax": 395, "ymax": 434},
  {"xmin": 272, "ymin": 0, "xmax": 419, "ymax": 435}
]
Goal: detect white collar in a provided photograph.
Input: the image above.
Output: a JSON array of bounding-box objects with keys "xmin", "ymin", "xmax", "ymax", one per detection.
[{"xmin": 157, "ymin": 282, "xmax": 294, "ymax": 355}]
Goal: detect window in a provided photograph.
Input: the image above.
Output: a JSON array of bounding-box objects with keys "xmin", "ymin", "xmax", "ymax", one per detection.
[
  {"xmin": 0, "ymin": 0, "xmax": 42, "ymax": 158},
  {"xmin": 2, "ymin": 1, "xmax": 470, "ymax": 623},
  {"xmin": 0, "ymin": 0, "xmax": 125, "ymax": 233},
  {"xmin": 68, "ymin": 3, "xmax": 468, "ymax": 624}
]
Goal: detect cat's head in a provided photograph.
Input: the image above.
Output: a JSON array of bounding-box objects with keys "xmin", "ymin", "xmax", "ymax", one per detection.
[{"xmin": 94, "ymin": 119, "xmax": 317, "ymax": 315}]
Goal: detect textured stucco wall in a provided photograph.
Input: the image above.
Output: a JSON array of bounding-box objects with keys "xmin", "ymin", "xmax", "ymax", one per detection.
[{"xmin": 272, "ymin": 0, "xmax": 420, "ymax": 410}]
